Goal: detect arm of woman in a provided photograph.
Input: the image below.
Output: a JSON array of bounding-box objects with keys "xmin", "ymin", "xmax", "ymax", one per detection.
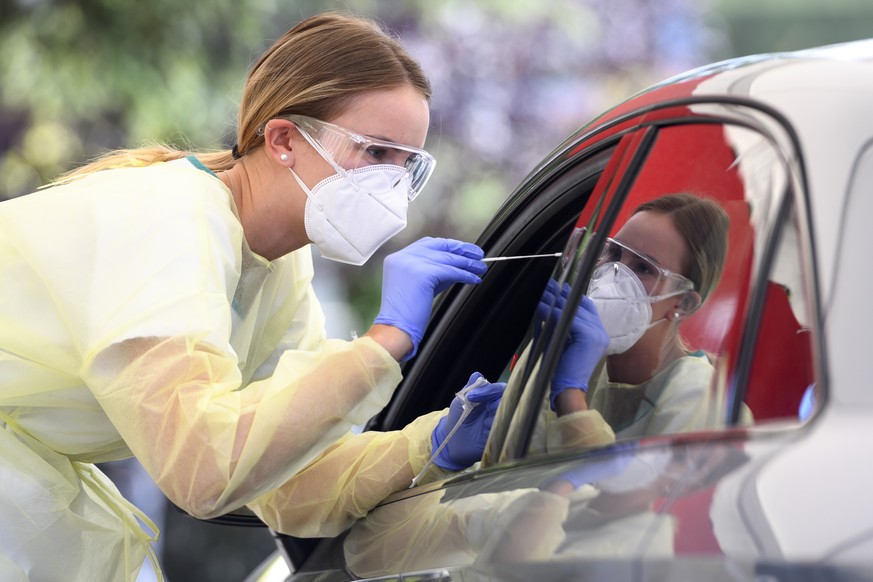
[
  {"xmin": 76, "ymin": 167, "xmax": 404, "ymax": 519},
  {"xmin": 85, "ymin": 335, "xmax": 403, "ymax": 519},
  {"xmin": 249, "ymin": 372, "xmax": 505, "ymax": 536},
  {"xmin": 247, "ymin": 411, "xmax": 443, "ymax": 536}
]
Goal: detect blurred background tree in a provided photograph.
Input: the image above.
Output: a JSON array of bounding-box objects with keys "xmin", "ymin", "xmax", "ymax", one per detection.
[{"xmin": 1, "ymin": 0, "xmax": 871, "ymax": 580}]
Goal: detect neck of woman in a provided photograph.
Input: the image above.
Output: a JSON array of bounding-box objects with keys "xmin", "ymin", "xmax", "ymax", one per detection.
[{"xmin": 605, "ymin": 328, "xmax": 686, "ymax": 385}]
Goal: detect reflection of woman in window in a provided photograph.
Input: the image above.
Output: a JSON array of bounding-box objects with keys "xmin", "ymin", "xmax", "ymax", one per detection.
[{"xmin": 545, "ymin": 193, "xmax": 732, "ymax": 447}]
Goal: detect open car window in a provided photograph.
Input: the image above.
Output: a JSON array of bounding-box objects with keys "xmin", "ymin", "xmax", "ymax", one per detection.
[
  {"xmin": 492, "ymin": 106, "xmax": 818, "ymax": 462},
  {"xmin": 482, "ymin": 128, "xmax": 651, "ymax": 465}
]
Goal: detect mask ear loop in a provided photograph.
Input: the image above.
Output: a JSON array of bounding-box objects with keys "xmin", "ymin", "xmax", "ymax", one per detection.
[{"xmin": 288, "ymin": 167, "xmax": 314, "ymax": 199}]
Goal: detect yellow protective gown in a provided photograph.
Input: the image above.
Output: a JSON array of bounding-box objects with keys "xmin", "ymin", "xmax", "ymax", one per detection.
[
  {"xmin": 0, "ymin": 158, "xmax": 433, "ymax": 581},
  {"xmin": 344, "ymin": 484, "xmax": 675, "ymax": 576},
  {"xmin": 588, "ymin": 352, "xmax": 716, "ymax": 439},
  {"xmin": 531, "ymin": 353, "xmax": 721, "ymax": 455},
  {"xmin": 587, "ymin": 351, "xmax": 753, "ymax": 438}
]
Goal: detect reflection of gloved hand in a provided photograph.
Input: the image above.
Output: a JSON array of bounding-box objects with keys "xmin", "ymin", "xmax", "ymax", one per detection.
[
  {"xmin": 534, "ymin": 278, "xmax": 563, "ymax": 330},
  {"xmin": 432, "ymin": 372, "xmax": 506, "ymax": 471},
  {"xmin": 542, "ymin": 443, "xmax": 636, "ymax": 491},
  {"xmin": 537, "ymin": 280, "xmax": 609, "ymax": 410},
  {"xmin": 375, "ymin": 237, "xmax": 486, "ymax": 360}
]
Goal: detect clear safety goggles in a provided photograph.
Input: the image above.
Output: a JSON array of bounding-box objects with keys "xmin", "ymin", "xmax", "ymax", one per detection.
[
  {"xmin": 283, "ymin": 114, "xmax": 436, "ymax": 200},
  {"xmin": 595, "ymin": 237, "xmax": 694, "ymax": 296}
]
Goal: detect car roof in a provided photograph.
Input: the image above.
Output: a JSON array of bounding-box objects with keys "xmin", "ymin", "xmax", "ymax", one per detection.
[{"xmin": 691, "ymin": 40, "xmax": 873, "ymax": 307}]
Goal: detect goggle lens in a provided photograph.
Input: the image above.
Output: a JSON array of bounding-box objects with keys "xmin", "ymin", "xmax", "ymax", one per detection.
[
  {"xmin": 284, "ymin": 114, "xmax": 435, "ymax": 200},
  {"xmin": 596, "ymin": 237, "xmax": 694, "ymax": 296}
]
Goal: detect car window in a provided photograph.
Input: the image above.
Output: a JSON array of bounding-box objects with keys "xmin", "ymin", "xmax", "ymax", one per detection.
[
  {"xmin": 491, "ymin": 112, "xmax": 817, "ymax": 461},
  {"xmin": 736, "ymin": 198, "xmax": 816, "ymax": 423},
  {"xmin": 484, "ymin": 128, "xmax": 653, "ymax": 464},
  {"xmin": 374, "ymin": 137, "xmax": 620, "ymax": 441}
]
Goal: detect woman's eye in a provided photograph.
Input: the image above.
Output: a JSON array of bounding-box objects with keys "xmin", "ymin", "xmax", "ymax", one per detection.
[
  {"xmin": 630, "ymin": 259, "xmax": 655, "ymax": 277},
  {"xmin": 367, "ymin": 147, "xmax": 387, "ymax": 160}
]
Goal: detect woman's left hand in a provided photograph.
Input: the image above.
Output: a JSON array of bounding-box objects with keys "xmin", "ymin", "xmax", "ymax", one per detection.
[
  {"xmin": 431, "ymin": 372, "xmax": 506, "ymax": 471},
  {"xmin": 536, "ymin": 280, "xmax": 609, "ymax": 410}
]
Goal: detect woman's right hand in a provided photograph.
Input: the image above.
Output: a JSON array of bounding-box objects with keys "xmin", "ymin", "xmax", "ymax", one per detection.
[{"xmin": 372, "ymin": 237, "xmax": 486, "ymax": 361}]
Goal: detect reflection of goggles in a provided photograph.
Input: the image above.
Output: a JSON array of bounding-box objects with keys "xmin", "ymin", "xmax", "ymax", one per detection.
[
  {"xmin": 283, "ymin": 114, "xmax": 435, "ymax": 200},
  {"xmin": 596, "ymin": 237, "xmax": 694, "ymax": 296}
]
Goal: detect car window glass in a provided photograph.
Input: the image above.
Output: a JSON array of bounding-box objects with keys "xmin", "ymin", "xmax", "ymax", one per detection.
[
  {"xmin": 486, "ymin": 130, "xmax": 651, "ymax": 465},
  {"xmin": 505, "ymin": 118, "xmax": 808, "ymax": 459},
  {"xmin": 740, "ymin": 200, "xmax": 816, "ymax": 423}
]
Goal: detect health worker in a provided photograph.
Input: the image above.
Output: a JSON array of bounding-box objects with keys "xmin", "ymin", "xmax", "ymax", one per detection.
[{"xmin": 0, "ymin": 12, "xmax": 502, "ymax": 582}]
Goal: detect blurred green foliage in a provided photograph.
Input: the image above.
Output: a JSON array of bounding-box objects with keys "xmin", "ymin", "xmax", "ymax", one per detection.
[
  {"xmin": 0, "ymin": 0, "xmax": 282, "ymax": 195},
  {"xmin": 712, "ymin": 0, "xmax": 873, "ymax": 59}
]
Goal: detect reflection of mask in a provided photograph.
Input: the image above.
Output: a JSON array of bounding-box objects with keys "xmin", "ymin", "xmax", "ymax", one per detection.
[
  {"xmin": 290, "ymin": 164, "xmax": 410, "ymax": 265},
  {"xmin": 595, "ymin": 450, "xmax": 672, "ymax": 494},
  {"xmin": 587, "ymin": 262, "xmax": 682, "ymax": 355}
]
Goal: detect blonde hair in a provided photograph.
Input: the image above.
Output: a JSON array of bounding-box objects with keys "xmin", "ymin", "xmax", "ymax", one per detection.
[{"xmin": 59, "ymin": 12, "xmax": 431, "ymax": 181}]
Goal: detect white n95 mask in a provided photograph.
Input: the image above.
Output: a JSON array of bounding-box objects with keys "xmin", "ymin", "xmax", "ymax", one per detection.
[
  {"xmin": 290, "ymin": 164, "xmax": 410, "ymax": 265},
  {"xmin": 587, "ymin": 262, "xmax": 684, "ymax": 355}
]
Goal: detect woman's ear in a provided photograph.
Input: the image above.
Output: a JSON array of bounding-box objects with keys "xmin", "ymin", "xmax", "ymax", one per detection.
[
  {"xmin": 673, "ymin": 291, "xmax": 702, "ymax": 320},
  {"xmin": 262, "ymin": 118, "xmax": 297, "ymax": 166}
]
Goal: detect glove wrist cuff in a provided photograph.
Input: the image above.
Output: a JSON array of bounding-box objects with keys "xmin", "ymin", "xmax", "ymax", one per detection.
[{"xmin": 431, "ymin": 427, "xmax": 464, "ymax": 471}]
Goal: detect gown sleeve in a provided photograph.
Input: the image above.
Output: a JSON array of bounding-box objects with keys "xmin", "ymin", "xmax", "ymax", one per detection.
[{"xmin": 247, "ymin": 410, "xmax": 444, "ymax": 537}]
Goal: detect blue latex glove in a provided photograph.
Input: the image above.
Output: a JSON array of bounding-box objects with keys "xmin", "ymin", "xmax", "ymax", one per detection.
[
  {"xmin": 536, "ymin": 280, "xmax": 609, "ymax": 410},
  {"xmin": 375, "ymin": 237, "xmax": 486, "ymax": 360},
  {"xmin": 542, "ymin": 443, "xmax": 636, "ymax": 490},
  {"xmin": 534, "ymin": 278, "xmax": 565, "ymax": 330},
  {"xmin": 431, "ymin": 372, "xmax": 506, "ymax": 471}
]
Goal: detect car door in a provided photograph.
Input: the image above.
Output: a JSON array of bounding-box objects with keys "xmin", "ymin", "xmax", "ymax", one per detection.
[{"xmin": 288, "ymin": 94, "xmax": 824, "ymax": 580}]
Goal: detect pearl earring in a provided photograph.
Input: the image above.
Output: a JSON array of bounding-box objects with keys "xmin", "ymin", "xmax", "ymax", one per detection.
[
  {"xmin": 280, "ymin": 154, "xmax": 288, "ymax": 162},
  {"xmin": 672, "ymin": 312, "xmax": 680, "ymax": 320}
]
